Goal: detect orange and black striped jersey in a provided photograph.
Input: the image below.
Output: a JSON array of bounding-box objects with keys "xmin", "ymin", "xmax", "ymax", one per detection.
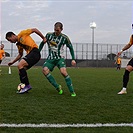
[
  {"xmin": 116, "ymin": 57, "xmax": 121, "ymax": 64},
  {"xmin": 17, "ymin": 29, "xmax": 38, "ymax": 54},
  {"xmin": 0, "ymin": 49, "xmax": 5, "ymax": 60}
]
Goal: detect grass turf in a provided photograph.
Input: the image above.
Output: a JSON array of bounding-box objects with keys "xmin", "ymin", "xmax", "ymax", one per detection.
[{"xmin": 0, "ymin": 66, "xmax": 133, "ymax": 132}]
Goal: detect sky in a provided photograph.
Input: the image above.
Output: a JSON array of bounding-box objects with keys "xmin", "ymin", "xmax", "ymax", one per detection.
[{"xmin": 0, "ymin": 0, "xmax": 133, "ymax": 49}]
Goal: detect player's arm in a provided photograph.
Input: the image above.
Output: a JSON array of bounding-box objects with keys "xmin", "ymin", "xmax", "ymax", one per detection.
[
  {"xmin": 39, "ymin": 33, "xmax": 48, "ymax": 52},
  {"xmin": 114, "ymin": 59, "xmax": 117, "ymax": 64},
  {"xmin": 118, "ymin": 43, "xmax": 132, "ymax": 56},
  {"xmin": 8, "ymin": 53, "xmax": 23, "ymax": 66},
  {"xmin": 66, "ymin": 39, "xmax": 76, "ymax": 66},
  {"xmin": 118, "ymin": 35, "xmax": 133, "ymax": 56},
  {"xmin": 39, "ymin": 41, "xmax": 45, "ymax": 52},
  {"xmin": 8, "ymin": 46, "xmax": 23, "ymax": 66},
  {"xmin": 31, "ymin": 28, "xmax": 46, "ymax": 42}
]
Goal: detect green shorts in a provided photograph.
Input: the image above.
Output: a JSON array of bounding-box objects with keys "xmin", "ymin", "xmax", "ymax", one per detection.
[{"xmin": 43, "ymin": 58, "xmax": 66, "ymax": 71}]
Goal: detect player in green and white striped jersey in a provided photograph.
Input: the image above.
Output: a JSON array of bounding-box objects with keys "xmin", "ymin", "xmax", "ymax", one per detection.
[{"xmin": 39, "ymin": 22, "xmax": 76, "ymax": 96}]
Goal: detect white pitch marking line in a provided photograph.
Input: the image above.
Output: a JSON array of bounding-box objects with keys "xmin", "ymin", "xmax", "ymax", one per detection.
[{"xmin": 0, "ymin": 123, "xmax": 133, "ymax": 128}]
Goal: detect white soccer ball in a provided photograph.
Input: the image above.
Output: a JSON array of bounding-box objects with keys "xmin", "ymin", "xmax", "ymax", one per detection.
[{"xmin": 17, "ymin": 83, "xmax": 25, "ymax": 91}]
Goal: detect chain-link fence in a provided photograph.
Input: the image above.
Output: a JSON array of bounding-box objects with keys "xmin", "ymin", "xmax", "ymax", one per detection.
[
  {"xmin": 3, "ymin": 41, "xmax": 133, "ymax": 60},
  {"xmin": 2, "ymin": 40, "xmax": 133, "ymax": 67}
]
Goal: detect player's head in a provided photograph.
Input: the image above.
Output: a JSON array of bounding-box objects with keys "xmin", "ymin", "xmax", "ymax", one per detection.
[
  {"xmin": 0, "ymin": 44, "xmax": 4, "ymax": 49},
  {"xmin": 5, "ymin": 31, "xmax": 17, "ymax": 43},
  {"xmin": 54, "ymin": 22, "xmax": 63, "ymax": 36}
]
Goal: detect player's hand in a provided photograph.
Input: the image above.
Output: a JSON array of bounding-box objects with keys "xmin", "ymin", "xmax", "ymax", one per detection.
[
  {"xmin": 43, "ymin": 37, "xmax": 47, "ymax": 43},
  {"xmin": 8, "ymin": 62, "xmax": 13, "ymax": 66},
  {"xmin": 117, "ymin": 51, "xmax": 122, "ymax": 56},
  {"xmin": 71, "ymin": 60, "xmax": 76, "ymax": 66}
]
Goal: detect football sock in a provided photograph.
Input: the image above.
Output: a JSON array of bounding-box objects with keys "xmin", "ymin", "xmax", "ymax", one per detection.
[
  {"xmin": 19, "ymin": 68, "xmax": 29, "ymax": 85},
  {"xmin": 65, "ymin": 75, "xmax": 74, "ymax": 93},
  {"xmin": 46, "ymin": 73, "xmax": 59, "ymax": 89},
  {"xmin": 123, "ymin": 70, "xmax": 130, "ymax": 88},
  {"xmin": 122, "ymin": 87, "xmax": 126, "ymax": 91}
]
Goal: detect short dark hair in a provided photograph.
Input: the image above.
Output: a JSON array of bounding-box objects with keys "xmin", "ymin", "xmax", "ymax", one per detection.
[
  {"xmin": 5, "ymin": 32, "xmax": 15, "ymax": 39},
  {"xmin": 54, "ymin": 22, "xmax": 63, "ymax": 30}
]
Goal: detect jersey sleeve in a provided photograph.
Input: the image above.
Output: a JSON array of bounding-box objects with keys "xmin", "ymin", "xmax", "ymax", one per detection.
[
  {"xmin": 18, "ymin": 29, "xmax": 32, "ymax": 37},
  {"xmin": 65, "ymin": 37, "xmax": 75, "ymax": 60},
  {"xmin": 39, "ymin": 41, "xmax": 45, "ymax": 52}
]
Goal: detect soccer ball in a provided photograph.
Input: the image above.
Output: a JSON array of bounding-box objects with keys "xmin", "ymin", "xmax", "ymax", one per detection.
[{"xmin": 17, "ymin": 83, "xmax": 25, "ymax": 91}]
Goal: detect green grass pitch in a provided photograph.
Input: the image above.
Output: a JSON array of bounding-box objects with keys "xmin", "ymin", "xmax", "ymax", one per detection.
[{"xmin": 0, "ymin": 66, "xmax": 133, "ymax": 133}]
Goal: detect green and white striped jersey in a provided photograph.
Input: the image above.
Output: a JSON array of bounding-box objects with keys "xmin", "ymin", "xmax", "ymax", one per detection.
[{"xmin": 45, "ymin": 32, "xmax": 75, "ymax": 60}]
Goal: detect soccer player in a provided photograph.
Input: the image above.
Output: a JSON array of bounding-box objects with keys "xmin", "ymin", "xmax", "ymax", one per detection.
[
  {"xmin": 5, "ymin": 28, "xmax": 46, "ymax": 94},
  {"xmin": 115, "ymin": 56, "xmax": 121, "ymax": 70},
  {"xmin": 117, "ymin": 34, "xmax": 133, "ymax": 94},
  {"xmin": 39, "ymin": 22, "xmax": 76, "ymax": 97},
  {"xmin": 0, "ymin": 44, "xmax": 5, "ymax": 73}
]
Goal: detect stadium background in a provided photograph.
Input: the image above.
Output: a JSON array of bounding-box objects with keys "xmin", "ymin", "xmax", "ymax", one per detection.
[{"xmin": 1, "ymin": 40, "xmax": 132, "ymax": 67}]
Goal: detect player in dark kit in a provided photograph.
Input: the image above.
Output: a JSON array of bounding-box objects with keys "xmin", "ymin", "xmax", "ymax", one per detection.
[
  {"xmin": 6, "ymin": 28, "xmax": 46, "ymax": 94},
  {"xmin": 39, "ymin": 22, "xmax": 76, "ymax": 97},
  {"xmin": 117, "ymin": 34, "xmax": 133, "ymax": 94}
]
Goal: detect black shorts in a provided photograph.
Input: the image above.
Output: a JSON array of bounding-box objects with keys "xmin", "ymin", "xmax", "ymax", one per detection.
[
  {"xmin": 127, "ymin": 58, "xmax": 133, "ymax": 67},
  {"xmin": 0, "ymin": 60, "xmax": 2, "ymax": 64},
  {"xmin": 117, "ymin": 64, "xmax": 121, "ymax": 67},
  {"xmin": 22, "ymin": 48, "xmax": 41, "ymax": 69}
]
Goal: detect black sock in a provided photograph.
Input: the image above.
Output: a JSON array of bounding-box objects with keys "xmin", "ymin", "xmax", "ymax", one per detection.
[
  {"xmin": 123, "ymin": 70, "xmax": 130, "ymax": 88},
  {"xmin": 19, "ymin": 68, "xmax": 29, "ymax": 85}
]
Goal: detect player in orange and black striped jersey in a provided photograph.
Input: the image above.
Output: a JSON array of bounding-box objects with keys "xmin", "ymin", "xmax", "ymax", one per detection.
[
  {"xmin": 115, "ymin": 56, "xmax": 121, "ymax": 70},
  {"xmin": 6, "ymin": 28, "xmax": 46, "ymax": 94},
  {"xmin": 0, "ymin": 44, "xmax": 5, "ymax": 74},
  {"xmin": 0, "ymin": 44, "xmax": 5, "ymax": 65}
]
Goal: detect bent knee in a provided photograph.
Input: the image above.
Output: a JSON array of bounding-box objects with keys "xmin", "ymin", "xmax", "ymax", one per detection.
[
  {"xmin": 126, "ymin": 65, "xmax": 133, "ymax": 72},
  {"xmin": 17, "ymin": 63, "xmax": 23, "ymax": 69},
  {"xmin": 17, "ymin": 59, "xmax": 28, "ymax": 69},
  {"xmin": 43, "ymin": 67, "xmax": 49, "ymax": 75},
  {"xmin": 60, "ymin": 69, "xmax": 68, "ymax": 77}
]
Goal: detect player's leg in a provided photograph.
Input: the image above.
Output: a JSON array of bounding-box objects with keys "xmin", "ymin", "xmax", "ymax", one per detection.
[
  {"xmin": 43, "ymin": 60, "xmax": 62, "ymax": 94},
  {"xmin": 118, "ymin": 58, "xmax": 133, "ymax": 94},
  {"xmin": 17, "ymin": 48, "xmax": 40, "ymax": 94},
  {"xmin": 0, "ymin": 60, "xmax": 2, "ymax": 74},
  {"xmin": 117, "ymin": 64, "xmax": 120, "ymax": 70},
  {"xmin": 18, "ymin": 59, "xmax": 29, "ymax": 85},
  {"xmin": 17, "ymin": 59, "xmax": 32, "ymax": 93},
  {"xmin": 58, "ymin": 58, "xmax": 76, "ymax": 96},
  {"xmin": 116, "ymin": 64, "xmax": 118, "ymax": 70}
]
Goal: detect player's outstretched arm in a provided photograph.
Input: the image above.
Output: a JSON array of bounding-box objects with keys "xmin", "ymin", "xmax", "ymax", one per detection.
[
  {"xmin": 118, "ymin": 35, "xmax": 133, "ymax": 56},
  {"xmin": 8, "ymin": 53, "xmax": 23, "ymax": 66},
  {"xmin": 117, "ymin": 43, "xmax": 131, "ymax": 56},
  {"xmin": 31, "ymin": 28, "xmax": 46, "ymax": 42},
  {"xmin": 39, "ymin": 41, "xmax": 45, "ymax": 52}
]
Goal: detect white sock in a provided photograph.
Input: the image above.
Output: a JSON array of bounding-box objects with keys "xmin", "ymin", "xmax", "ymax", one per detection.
[{"xmin": 122, "ymin": 87, "xmax": 126, "ymax": 91}]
